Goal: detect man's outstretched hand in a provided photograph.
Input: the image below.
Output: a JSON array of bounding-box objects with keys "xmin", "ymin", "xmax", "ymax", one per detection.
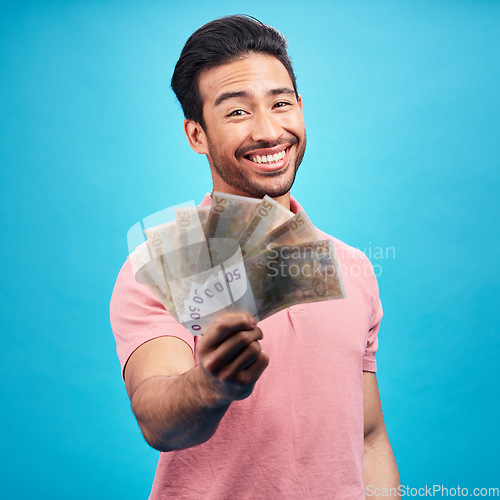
[
  {"xmin": 125, "ymin": 312, "xmax": 269, "ymax": 451},
  {"xmin": 196, "ymin": 313, "xmax": 269, "ymax": 406}
]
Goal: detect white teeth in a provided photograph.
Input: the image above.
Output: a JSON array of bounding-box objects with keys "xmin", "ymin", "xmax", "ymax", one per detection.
[{"xmin": 249, "ymin": 149, "xmax": 286, "ymax": 164}]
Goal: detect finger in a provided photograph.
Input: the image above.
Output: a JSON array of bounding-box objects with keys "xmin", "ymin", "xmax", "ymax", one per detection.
[
  {"xmin": 242, "ymin": 350, "xmax": 269, "ymax": 381},
  {"xmin": 202, "ymin": 328, "xmax": 263, "ymax": 374},
  {"xmin": 240, "ymin": 345, "xmax": 268, "ymax": 372},
  {"xmin": 218, "ymin": 342, "xmax": 267, "ymax": 384},
  {"xmin": 202, "ymin": 313, "xmax": 257, "ymax": 349},
  {"xmin": 221, "ymin": 351, "xmax": 270, "ymax": 401}
]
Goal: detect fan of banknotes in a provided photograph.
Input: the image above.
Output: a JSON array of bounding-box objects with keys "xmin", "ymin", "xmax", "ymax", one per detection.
[{"xmin": 128, "ymin": 192, "xmax": 346, "ymax": 335}]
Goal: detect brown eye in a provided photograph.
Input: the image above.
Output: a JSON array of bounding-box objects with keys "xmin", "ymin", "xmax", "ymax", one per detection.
[
  {"xmin": 228, "ymin": 109, "xmax": 246, "ymax": 117},
  {"xmin": 273, "ymin": 101, "xmax": 291, "ymax": 109}
]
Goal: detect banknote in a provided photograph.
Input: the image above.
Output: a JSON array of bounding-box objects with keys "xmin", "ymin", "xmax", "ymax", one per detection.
[
  {"xmin": 244, "ymin": 239, "xmax": 345, "ymax": 321},
  {"xmin": 205, "ymin": 192, "xmax": 261, "ymax": 263},
  {"xmin": 244, "ymin": 210, "xmax": 319, "ymax": 257},
  {"xmin": 237, "ymin": 195, "xmax": 293, "ymax": 256},
  {"xmin": 143, "ymin": 220, "xmax": 181, "ymax": 282},
  {"xmin": 168, "ymin": 265, "xmax": 233, "ymax": 333},
  {"xmin": 197, "ymin": 206, "xmax": 210, "ymax": 232},
  {"xmin": 128, "ymin": 241, "xmax": 178, "ymax": 320},
  {"xmin": 129, "ymin": 195, "xmax": 345, "ymax": 335},
  {"xmin": 168, "ymin": 243, "xmax": 257, "ymax": 335},
  {"xmin": 175, "ymin": 206, "xmax": 211, "ymax": 275}
]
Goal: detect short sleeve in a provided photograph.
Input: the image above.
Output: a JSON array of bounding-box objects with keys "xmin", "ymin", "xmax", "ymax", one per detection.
[
  {"xmin": 109, "ymin": 259, "xmax": 195, "ymax": 378},
  {"xmin": 362, "ymin": 260, "xmax": 383, "ymax": 372}
]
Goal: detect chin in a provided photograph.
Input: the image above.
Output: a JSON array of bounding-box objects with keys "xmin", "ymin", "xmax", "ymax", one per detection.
[{"xmin": 250, "ymin": 177, "xmax": 295, "ymax": 199}]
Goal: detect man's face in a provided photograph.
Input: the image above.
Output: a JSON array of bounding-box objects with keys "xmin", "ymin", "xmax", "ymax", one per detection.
[{"xmin": 192, "ymin": 53, "xmax": 306, "ymax": 199}]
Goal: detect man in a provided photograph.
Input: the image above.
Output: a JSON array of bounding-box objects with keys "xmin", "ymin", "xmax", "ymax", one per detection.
[{"xmin": 110, "ymin": 15, "xmax": 399, "ymax": 498}]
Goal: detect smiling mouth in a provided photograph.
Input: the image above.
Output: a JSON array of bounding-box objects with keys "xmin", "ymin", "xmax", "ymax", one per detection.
[
  {"xmin": 247, "ymin": 149, "xmax": 286, "ymax": 164},
  {"xmin": 244, "ymin": 146, "xmax": 290, "ymax": 166}
]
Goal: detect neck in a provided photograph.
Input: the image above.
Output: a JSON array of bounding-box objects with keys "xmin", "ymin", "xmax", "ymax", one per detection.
[{"xmin": 270, "ymin": 192, "xmax": 291, "ymax": 210}]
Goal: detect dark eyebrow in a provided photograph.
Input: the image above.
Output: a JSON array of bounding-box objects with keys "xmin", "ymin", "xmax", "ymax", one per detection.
[
  {"xmin": 215, "ymin": 91, "xmax": 250, "ymax": 107},
  {"xmin": 214, "ymin": 87, "xmax": 296, "ymax": 107},
  {"xmin": 269, "ymin": 87, "xmax": 295, "ymax": 96}
]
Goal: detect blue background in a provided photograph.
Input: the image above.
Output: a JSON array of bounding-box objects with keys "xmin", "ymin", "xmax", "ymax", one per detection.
[{"xmin": 1, "ymin": 0, "xmax": 498, "ymax": 497}]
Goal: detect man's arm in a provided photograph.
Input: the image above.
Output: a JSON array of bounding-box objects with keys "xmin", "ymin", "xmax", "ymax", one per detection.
[
  {"xmin": 124, "ymin": 313, "xmax": 269, "ymax": 452},
  {"xmin": 363, "ymin": 371, "xmax": 400, "ymax": 496}
]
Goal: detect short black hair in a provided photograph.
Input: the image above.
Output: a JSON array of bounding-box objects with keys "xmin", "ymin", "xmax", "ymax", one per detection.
[{"xmin": 171, "ymin": 15, "xmax": 298, "ymax": 129}]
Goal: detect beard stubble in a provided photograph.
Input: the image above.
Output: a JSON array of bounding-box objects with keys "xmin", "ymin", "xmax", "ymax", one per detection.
[{"xmin": 207, "ymin": 134, "xmax": 307, "ymax": 199}]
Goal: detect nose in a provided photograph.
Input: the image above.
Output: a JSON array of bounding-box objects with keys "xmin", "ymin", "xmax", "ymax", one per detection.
[{"xmin": 250, "ymin": 110, "xmax": 281, "ymax": 143}]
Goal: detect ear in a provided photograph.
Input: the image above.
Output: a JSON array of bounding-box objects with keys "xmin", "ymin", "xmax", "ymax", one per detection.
[
  {"xmin": 184, "ymin": 119, "xmax": 208, "ymax": 154},
  {"xmin": 297, "ymin": 94, "xmax": 303, "ymax": 112}
]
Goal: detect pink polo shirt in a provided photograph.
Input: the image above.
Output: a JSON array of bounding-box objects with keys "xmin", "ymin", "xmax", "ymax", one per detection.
[{"xmin": 110, "ymin": 195, "xmax": 382, "ymax": 499}]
